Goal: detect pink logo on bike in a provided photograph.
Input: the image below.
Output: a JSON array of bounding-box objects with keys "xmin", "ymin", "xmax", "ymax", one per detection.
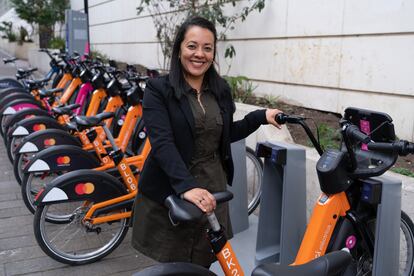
[
  {"xmin": 346, "ymin": 235, "xmax": 357, "ymax": 249},
  {"xmin": 12, "ymin": 103, "xmax": 39, "ymax": 112}
]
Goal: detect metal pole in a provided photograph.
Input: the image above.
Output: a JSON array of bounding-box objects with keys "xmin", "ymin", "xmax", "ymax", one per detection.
[{"xmin": 83, "ymin": 0, "xmax": 90, "ymax": 55}]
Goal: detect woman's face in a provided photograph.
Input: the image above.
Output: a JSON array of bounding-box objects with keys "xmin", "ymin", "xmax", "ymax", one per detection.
[{"xmin": 180, "ymin": 26, "xmax": 215, "ymax": 81}]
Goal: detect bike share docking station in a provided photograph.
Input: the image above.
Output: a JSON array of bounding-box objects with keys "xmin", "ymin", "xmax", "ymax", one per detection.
[
  {"xmin": 365, "ymin": 175, "xmax": 401, "ymax": 276},
  {"xmin": 212, "ymin": 140, "xmax": 307, "ymax": 274},
  {"xmin": 215, "ymin": 140, "xmax": 402, "ymax": 275},
  {"xmin": 254, "ymin": 141, "xmax": 306, "ymax": 265}
]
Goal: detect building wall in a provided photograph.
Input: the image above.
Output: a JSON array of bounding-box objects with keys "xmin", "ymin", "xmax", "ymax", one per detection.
[
  {"xmin": 0, "ymin": 0, "xmax": 11, "ymax": 17},
  {"xmin": 71, "ymin": 0, "xmax": 414, "ymax": 140}
]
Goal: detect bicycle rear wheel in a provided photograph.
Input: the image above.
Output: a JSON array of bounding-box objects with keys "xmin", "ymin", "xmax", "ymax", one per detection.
[
  {"xmin": 245, "ymin": 146, "xmax": 263, "ymax": 215},
  {"xmin": 33, "ymin": 200, "xmax": 129, "ymax": 265},
  {"xmin": 22, "ymin": 171, "xmax": 64, "ymax": 217}
]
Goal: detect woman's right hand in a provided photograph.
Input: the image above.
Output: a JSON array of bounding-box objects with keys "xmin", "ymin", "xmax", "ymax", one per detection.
[{"xmin": 182, "ymin": 188, "xmax": 216, "ymax": 213}]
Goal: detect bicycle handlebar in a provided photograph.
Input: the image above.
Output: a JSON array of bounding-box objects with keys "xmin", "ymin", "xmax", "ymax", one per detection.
[
  {"xmin": 368, "ymin": 140, "xmax": 414, "ymax": 156},
  {"xmin": 344, "ymin": 124, "xmax": 371, "ymax": 144},
  {"xmin": 275, "ymin": 113, "xmax": 324, "ymax": 155}
]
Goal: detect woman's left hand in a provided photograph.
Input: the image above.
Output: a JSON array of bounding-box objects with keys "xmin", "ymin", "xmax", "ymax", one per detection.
[{"xmin": 266, "ymin": 108, "xmax": 283, "ymax": 129}]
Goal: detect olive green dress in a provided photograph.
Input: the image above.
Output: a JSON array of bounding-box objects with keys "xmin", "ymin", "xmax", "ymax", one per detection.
[{"xmin": 131, "ymin": 85, "xmax": 233, "ymax": 267}]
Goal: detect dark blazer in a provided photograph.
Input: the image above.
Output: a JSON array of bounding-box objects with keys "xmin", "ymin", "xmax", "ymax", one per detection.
[{"xmin": 139, "ymin": 74, "xmax": 267, "ymax": 204}]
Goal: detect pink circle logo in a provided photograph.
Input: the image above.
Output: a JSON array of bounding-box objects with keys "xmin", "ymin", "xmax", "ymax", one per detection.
[{"xmin": 346, "ymin": 235, "xmax": 357, "ymax": 249}]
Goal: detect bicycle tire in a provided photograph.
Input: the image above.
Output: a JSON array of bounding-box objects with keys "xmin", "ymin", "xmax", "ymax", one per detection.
[
  {"xmin": 246, "ymin": 146, "xmax": 263, "ymax": 215},
  {"xmin": 6, "ymin": 135, "xmax": 23, "ymax": 163},
  {"xmin": 353, "ymin": 211, "xmax": 414, "ymax": 276},
  {"xmin": 34, "ymin": 200, "xmax": 129, "ymax": 265},
  {"xmin": 399, "ymin": 211, "xmax": 414, "ymax": 276},
  {"xmin": 13, "ymin": 152, "xmax": 32, "ymax": 185},
  {"xmin": 21, "ymin": 171, "xmax": 65, "ymax": 219}
]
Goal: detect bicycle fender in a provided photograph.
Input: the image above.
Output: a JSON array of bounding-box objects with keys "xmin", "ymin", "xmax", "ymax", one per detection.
[
  {"xmin": 16, "ymin": 129, "xmax": 82, "ymax": 154},
  {"xmin": 0, "ymin": 78, "xmax": 24, "ymax": 90},
  {"xmin": 23, "ymin": 145, "xmax": 100, "ymax": 173},
  {"xmin": 5, "ymin": 108, "xmax": 50, "ymax": 131},
  {"xmin": 34, "ymin": 169, "xmax": 127, "ymax": 206},
  {"xmin": 0, "ymin": 86, "xmax": 27, "ymax": 95},
  {"xmin": 9, "ymin": 116, "xmax": 64, "ymax": 137},
  {"xmin": 0, "ymin": 98, "xmax": 43, "ymax": 115}
]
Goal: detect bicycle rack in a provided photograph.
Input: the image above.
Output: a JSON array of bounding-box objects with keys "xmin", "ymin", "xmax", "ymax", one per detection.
[
  {"xmin": 255, "ymin": 141, "xmax": 307, "ymax": 265},
  {"xmin": 370, "ymin": 175, "xmax": 401, "ymax": 276},
  {"xmin": 228, "ymin": 139, "xmax": 249, "ymax": 234}
]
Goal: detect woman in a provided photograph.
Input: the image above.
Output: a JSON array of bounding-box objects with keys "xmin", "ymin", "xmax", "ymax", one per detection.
[{"xmin": 132, "ymin": 16, "xmax": 282, "ymax": 267}]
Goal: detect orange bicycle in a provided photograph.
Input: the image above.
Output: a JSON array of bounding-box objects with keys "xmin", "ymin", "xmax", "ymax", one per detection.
[
  {"xmin": 134, "ymin": 107, "xmax": 414, "ymax": 276},
  {"xmin": 31, "ymin": 109, "xmax": 150, "ymax": 264}
]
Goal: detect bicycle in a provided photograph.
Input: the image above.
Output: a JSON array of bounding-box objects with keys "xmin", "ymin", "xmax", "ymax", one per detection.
[
  {"xmin": 133, "ymin": 107, "xmax": 414, "ymax": 275},
  {"xmin": 20, "ymin": 79, "xmax": 147, "ymax": 215},
  {"xmin": 31, "ymin": 110, "xmax": 150, "ymax": 264}
]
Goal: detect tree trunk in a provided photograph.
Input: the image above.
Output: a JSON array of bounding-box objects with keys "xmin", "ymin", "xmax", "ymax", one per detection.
[{"xmin": 38, "ymin": 25, "xmax": 53, "ymax": 48}]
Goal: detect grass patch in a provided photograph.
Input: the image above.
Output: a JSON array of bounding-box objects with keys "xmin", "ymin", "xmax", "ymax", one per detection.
[
  {"xmin": 308, "ymin": 123, "xmax": 341, "ymax": 150},
  {"xmin": 391, "ymin": 167, "xmax": 414, "ymax": 177}
]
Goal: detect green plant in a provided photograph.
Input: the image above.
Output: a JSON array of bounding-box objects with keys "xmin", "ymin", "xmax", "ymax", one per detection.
[
  {"xmin": 224, "ymin": 75, "xmax": 257, "ymax": 103},
  {"xmin": 391, "ymin": 167, "xmax": 414, "ymax": 178},
  {"xmin": 137, "ymin": 0, "xmax": 266, "ymax": 70},
  {"xmin": 263, "ymin": 94, "xmax": 280, "ymax": 107},
  {"xmin": 90, "ymin": 49, "xmax": 110, "ymax": 63},
  {"xmin": 17, "ymin": 26, "xmax": 31, "ymax": 44},
  {"xmin": 313, "ymin": 123, "xmax": 341, "ymax": 150},
  {"xmin": 48, "ymin": 36, "xmax": 65, "ymax": 49},
  {"xmin": 11, "ymin": 0, "xmax": 69, "ymax": 48},
  {"xmin": 0, "ymin": 21, "xmax": 17, "ymax": 42}
]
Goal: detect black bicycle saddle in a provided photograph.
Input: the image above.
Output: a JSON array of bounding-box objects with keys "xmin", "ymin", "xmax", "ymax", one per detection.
[{"xmin": 252, "ymin": 250, "xmax": 352, "ymax": 276}]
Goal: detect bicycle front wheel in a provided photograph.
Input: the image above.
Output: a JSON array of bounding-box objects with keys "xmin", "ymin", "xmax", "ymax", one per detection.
[
  {"xmin": 245, "ymin": 146, "xmax": 263, "ymax": 215},
  {"xmin": 398, "ymin": 211, "xmax": 414, "ymax": 276},
  {"xmin": 33, "ymin": 200, "xmax": 129, "ymax": 265},
  {"xmin": 355, "ymin": 211, "xmax": 414, "ymax": 276}
]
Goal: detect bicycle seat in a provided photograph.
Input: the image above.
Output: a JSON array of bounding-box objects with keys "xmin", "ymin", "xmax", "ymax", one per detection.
[
  {"xmin": 52, "ymin": 103, "xmax": 80, "ymax": 116},
  {"xmin": 65, "ymin": 121, "xmax": 78, "ymax": 131},
  {"xmin": 17, "ymin": 68, "xmax": 37, "ymax": 75},
  {"xmin": 74, "ymin": 112, "xmax": 114, "ymax": 129},
  {"xmin": 251, "ymin": 250, "xmax": 351, "ymax": 276},
  {"xmin": 39, "ymin": 87, "xmax": 64, "ymax": 99},
  {"xmin": 132, "ymin": 262, "xmax": 216, "ymax": 276},
  {"xmin": 26, "ymin": 78, "xmax": 48, "ymax": 90},
  {"xmin": 3, "ymin": 57, "xmax": 17, "ymax": 64},
  {"xmin": 164, "ymin": 191, "xmax": 233, "ymax": 225}
]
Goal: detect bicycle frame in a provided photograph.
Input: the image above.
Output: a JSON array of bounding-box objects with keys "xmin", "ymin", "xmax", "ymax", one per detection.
[
  {"xmin": 293, "ymin": 192, "xmax": 351, "ymax": 265},
  {"xmin": 55, "ymin": 72, "xmax": 73, "ymax": 90}
]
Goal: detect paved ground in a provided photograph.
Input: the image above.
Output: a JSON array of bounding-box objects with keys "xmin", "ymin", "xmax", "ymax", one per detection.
[{"xmin": 0, "ymin": 50, "xmax": 156, "ymax": 276}]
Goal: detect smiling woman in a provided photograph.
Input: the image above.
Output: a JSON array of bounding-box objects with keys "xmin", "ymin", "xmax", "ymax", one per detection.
[
  {"xmin": 131, "ymin": 16, "xmax": 283, "ymax": 268},
  {"xmin": 179, "ymin": 26, "xmax": 215, "ymax": 92}
]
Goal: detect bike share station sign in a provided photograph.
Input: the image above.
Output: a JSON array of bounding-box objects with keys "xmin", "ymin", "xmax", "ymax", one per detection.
[{"xmin": 65, "ymin": 10, "xmax": 89, "ymax": 55}]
